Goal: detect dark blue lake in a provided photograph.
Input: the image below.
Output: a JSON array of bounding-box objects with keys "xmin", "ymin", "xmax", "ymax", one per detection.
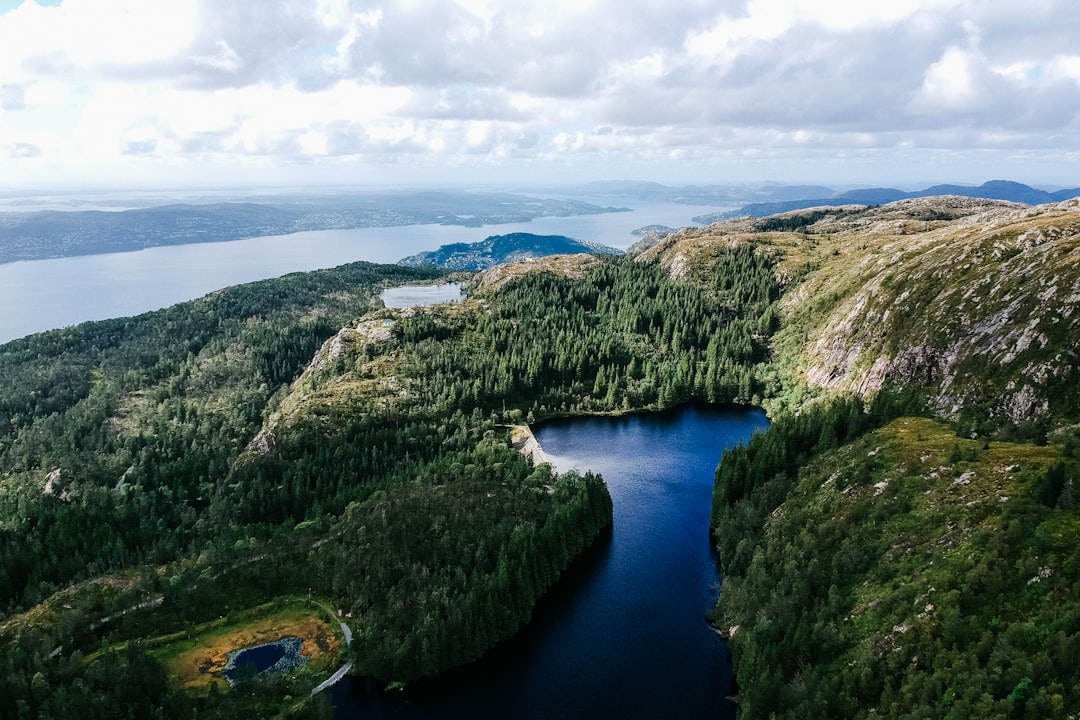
[
  {"xmin": 225, "ymin": 636, "xmax": 307, "ymax": 683},
  {"xmin": 333, "ymin": 403, "xmax": 769, "ymax": 719},
  {"xmin": 226, "ymin": 643, "xmax": 285, "ymax": 682}
]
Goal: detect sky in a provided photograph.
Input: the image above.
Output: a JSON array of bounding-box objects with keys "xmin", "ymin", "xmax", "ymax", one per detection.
[{"xmin": 0, "ymin": 0, "xmax": 1078, "ymax": 190}]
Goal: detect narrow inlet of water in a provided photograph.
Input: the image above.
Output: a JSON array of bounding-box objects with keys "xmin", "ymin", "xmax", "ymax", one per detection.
[{"xmin": 333, "ymin": 403, "xmax": 768, "ymax": 719}]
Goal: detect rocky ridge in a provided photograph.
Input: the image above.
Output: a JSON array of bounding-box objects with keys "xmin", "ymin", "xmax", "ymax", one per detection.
[
  {"xmin": 642, "ymin": 196, "xmax": 1080, "ymax": 425},
  {"xmin": 468, "ymin": 253, "xmax": 602, "ymax": 294}
]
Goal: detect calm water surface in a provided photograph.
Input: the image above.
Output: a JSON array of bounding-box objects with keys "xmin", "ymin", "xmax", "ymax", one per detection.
[
  {"xmin": 0, "ymin": 201, "xmax": 716, "ymax": 344},
  {"xmin": 332, "ymin": 403, "xmax": 769, "ymax": 719},
  {"xmin": 380, "ymin": 283, "xmax": 464, "ymax": 308}
]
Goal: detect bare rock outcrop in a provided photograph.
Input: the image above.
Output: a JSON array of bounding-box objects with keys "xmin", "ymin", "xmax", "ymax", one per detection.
[{"xmin": 781, "ymin": 198, "xmax": 1080, "ymax": 422}]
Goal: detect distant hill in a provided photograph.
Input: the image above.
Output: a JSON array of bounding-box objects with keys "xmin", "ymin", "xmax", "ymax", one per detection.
[
  {"xmin": 0, "ymin": 191, "xmax": 627, "ymax": 264},
  {"xmin": 558, "ymin": 180, "xmax": 835, "ymax": 206},
  {"xmin": 397, "ymin": 232, "xmax": 623, "ymax": 270},
  {"xmin": 694, "ymin": 180, "xmax": 1080, "ymax": 222}
]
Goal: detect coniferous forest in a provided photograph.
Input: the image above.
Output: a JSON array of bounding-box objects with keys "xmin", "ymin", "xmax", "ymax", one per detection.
[
  {"xmin": 0, "ymin": 247, "xmax": 781, "ymax": 717},
  {"xmin": 4, "ymin": 198, "xmax": 1080, "ymax": 720},
  {"xmin": 711, "ymin": 396, "xmax": 1080, "ymax": 719}
]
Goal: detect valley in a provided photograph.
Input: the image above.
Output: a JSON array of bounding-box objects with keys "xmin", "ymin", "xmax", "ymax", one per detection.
[{"xmin": 0, "ymin": 194, "xmax": 1078, "ymax": 718}]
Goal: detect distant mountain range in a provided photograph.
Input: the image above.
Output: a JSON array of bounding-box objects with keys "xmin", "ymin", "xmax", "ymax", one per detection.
[
  {"xmin": 560, "ymin": 180, "xmax": 838, "ymax": 205},
  {"xmin": 2, "ymin": 181, "xmax": 1075, "ymax": 265},
  {"xmin": 398, "ymin": 232, "xmax": 623, "ymax": 270},
  {"xmin": 692, "ymin": 180, "xmax": 1080, "ymax": 222}
]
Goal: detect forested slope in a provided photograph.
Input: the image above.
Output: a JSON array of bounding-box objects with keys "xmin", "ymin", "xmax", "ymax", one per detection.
[
  {"xmin": 232, "ymin": 250, "xmax": 781, "ymax": 679},
  {"xmin": 0, "ymin": 244, "xmax": 784, "ymax": 716},
  {"xmin": 0, "ymin": 261, "xmax": 440, "ymax": 612},
  {"xmin": 5, "ymin": 194, "xmax": 1078, "ymax": 718},
  {"xmin": 713, "ymin": 410, "xmax": 1079, "ymax": 718},
  {"xmin": 0, "ymin": 261, "xmax": 443, "ymax": 717},
  {"xmin": 668, "ymin": 197, "xmax": 1080, "ymax": 719}
]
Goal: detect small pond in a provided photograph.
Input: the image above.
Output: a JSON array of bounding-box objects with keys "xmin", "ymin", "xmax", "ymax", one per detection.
[
  {"xmin": 224, "ymin": 636, "xmax": 309, "ymax": 684},
  {"xmin": 379, "ymin": 282, "xmax": 464, "ymax": 309}
]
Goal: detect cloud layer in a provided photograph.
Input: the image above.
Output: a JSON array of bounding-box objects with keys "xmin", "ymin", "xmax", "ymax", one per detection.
[{"xmin": 1, "ymin": 0, "xmax": 1077, "ymax": 186}]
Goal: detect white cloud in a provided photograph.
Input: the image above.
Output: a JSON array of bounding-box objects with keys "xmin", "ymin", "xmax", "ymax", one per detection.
[
  {"xmin": 0, "ymin": 0, "xmax": 199, "ymax": 75},
  {"xmin": 194, "ymin": 40, "xmax": 243, "ymax": 74},
  {"xmin": 912, "ymin": 46, "xmax": 985, "ymax": 113},
  {"xmin": 0, "ymin": 0, "xmax": 1078, "ymax": 187},
  {"xmin": 1046, "ymin": 56, "xmax": 1080, "ymax": 85}
]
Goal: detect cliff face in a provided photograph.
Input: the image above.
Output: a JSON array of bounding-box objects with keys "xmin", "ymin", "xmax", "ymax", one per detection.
[
  {"xmin": 786, "ymin": 198, "xmax": 1080, "ymax": 423},
  {"xmin": 644, "ymin": 196, "xmax": 1080, "ymax": 425}
]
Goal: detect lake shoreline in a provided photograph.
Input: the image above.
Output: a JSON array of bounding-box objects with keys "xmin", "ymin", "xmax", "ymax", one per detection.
[{"xmin": 333, "ymin": 403, "xmax": 769, "ymax": 719}]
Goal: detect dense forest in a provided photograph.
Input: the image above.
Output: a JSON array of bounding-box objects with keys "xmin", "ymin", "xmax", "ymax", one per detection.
[
  {"xmin": 230, "ymin": 249, "xmax": 779, "ymax": 678},
  {"xmin": 0, "ymin": 261, "xmax": 442, "ymax": 613},
  {"xmin": 0, "ymin": 261, "xmax": 459, "ymax": 717},
  {"xmin": 712, "ymin": 398, "xmax": 1080, "ymax": 718},
  {"xmin": 6, "ymin": 195, "xmax": 1079, "ymax": 719},
  {"xmin": 0, "ymin": 245, "xmax": 783, "ymax": 717}
]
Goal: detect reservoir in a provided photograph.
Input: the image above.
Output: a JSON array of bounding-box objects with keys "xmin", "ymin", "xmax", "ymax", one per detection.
[{"xmin": 333, "ymin": 403, "xmax": 769, "ymax": 719}]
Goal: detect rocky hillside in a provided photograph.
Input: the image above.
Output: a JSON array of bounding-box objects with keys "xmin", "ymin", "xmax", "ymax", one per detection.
[
  {"xmin": 643, "ymin": 196, "xmax": 1080, "ymax": 718},
  {"xmin": 642, "ymin": 196, "xmax": 1080, "ymax": 430},
  {"xmin": 788, "ymin": 198, "xmax": 1079, "ymax": 426}
]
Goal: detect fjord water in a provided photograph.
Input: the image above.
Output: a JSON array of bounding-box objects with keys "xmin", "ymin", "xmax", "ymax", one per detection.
[
  {"xmin": 333, "ymin": 403, "xmax": 769, "ymax": 719},
  {"xmin": 0, "ymin": 200, "xmax": 712, "ymax": 344}
]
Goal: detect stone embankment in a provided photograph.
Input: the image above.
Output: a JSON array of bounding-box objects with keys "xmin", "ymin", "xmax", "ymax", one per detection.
[{"xmin": 507, "ymin": 424, "xmax": 551, "ymax": 466}]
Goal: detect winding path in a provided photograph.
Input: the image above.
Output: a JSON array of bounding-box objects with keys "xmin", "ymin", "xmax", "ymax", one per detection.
[
  {"xmin": 310, "ymin": 599, "xmax": 355, "ymax": 696},
  {"xmin": 312, "ymin": 661, "xmax": 354, "ymax": 696}
]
